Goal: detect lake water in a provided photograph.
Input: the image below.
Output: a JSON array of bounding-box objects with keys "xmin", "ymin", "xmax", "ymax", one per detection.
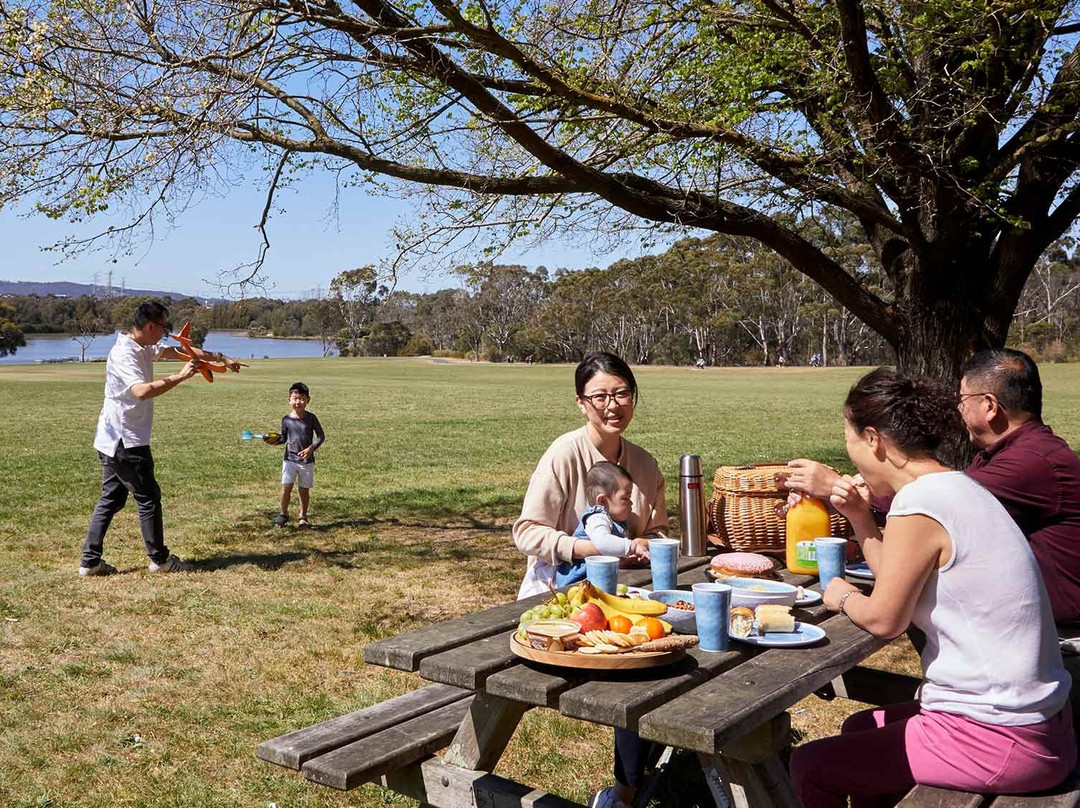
[{"xmin": 0, "ymin": 331, "xmax": 335, "ymax": 365}]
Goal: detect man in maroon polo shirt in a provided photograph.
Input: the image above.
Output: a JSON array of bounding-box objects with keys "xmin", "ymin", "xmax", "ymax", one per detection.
[{"xmin": 959, "ymin": 348, "xmax": 1080, "ymax": 624}]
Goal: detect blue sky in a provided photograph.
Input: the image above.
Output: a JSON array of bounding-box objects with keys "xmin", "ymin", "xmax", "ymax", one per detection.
[{"xmin": 0, "ymin": 168, "xmax": 643, "ymax": 300}]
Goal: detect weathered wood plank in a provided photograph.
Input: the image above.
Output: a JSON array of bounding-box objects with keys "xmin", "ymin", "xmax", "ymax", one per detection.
[
  {"xmin": 444, "ymin": 692, "xmax": 530, "ymax": 771},
  {"xmin": 380, "ymin": 757, "xmax": 587, "ymax": 808},
  {"xmin": 897, "ymin": 786, "xmax": 985, "ymax": 808},
  {"xmin": 555, "ymin": 597, "xmax": 833, "ymax": 729},
  {"xmin": 364, "ymin": 558, "xmax": 708, "ymax": 672},
  {"xmin": 257, "ymin": 683, "xmax": 472, "ymax": 769},
  {"xmin": 558, "ymin": 645, "xmax": 748, "ymax": 729},
  {"xmin": 714, "ymin": 754, "xmax": 803, "ymax": 808},
  {"xmin": 301, "ymin": 698, "xmax": 473, "ymax": 790},
  {"xmin": 637, "ymin": 613, "xmax": 887, "ymax": 753},
  {"xmin": 484, "ymin": 659, "xmax": 593, "ymax": 708},
  {"xmin": 419, "ymin": 630, "xmax": 523, "ymax": 690},
  {"xmin": 990, "ymin": 763, "xmax": 1080, "ymax": 808}
]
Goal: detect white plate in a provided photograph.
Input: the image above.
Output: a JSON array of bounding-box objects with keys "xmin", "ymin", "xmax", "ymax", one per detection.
[
  {"xmin": 732, "ymin": 622, "xmax": 826, "ymax": 647},
  {"xmin": 846, "ymin": 562, "xmax": 875, "ymax": 580},
  {"xmin": 624, "ymin": 586, "xmax": 651, "ymax": 598},
  {"xmin": 794, "ymin": 590, "xmax": 823, "ymax": 607}
]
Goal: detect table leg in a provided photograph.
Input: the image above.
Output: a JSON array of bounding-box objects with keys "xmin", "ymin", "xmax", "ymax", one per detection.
[
  {"xmin": 708, "ymin": 712, "xmax": 803, "ymax": 808},
  {"xmin": 443, "ymin": 691, "xmax": 530, "ymax": 771}
]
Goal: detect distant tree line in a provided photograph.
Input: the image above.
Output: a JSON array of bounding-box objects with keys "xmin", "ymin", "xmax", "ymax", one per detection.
[{"xmin": 5, "ymin": 229, "xmax": 1080, "ymax": 365}]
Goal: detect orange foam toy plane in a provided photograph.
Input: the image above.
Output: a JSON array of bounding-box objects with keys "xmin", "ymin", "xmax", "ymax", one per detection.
[{"xmin": 169, "ymin": 322, "xmax": 231, "ymax": 383}]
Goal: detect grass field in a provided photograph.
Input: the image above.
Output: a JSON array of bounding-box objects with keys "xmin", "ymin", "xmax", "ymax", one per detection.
[{"xmin": 3, "ymin": 357, "xmax": 1080, "ymax": 808}]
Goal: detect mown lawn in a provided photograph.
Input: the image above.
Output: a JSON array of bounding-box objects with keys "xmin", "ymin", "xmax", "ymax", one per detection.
[{"xmin": 2, "ymin": 358, "xmax": 1079, "ymax": 807}]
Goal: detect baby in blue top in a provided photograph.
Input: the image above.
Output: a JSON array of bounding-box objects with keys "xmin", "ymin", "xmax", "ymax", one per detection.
[{"xmin": 554, "ymin": 461, "xmax": 650, "ymax": 587}]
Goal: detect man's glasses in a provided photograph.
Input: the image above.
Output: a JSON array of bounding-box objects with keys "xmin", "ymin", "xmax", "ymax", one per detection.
[
  {"xmin": 581, "ymin": 389, "xmax": 634, "ymax": 408},
  {"xmin": 957, "ymin": 391, "xmax": 993, "ymax": 407}
]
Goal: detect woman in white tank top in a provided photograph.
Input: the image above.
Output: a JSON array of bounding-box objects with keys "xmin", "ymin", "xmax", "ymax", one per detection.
[{"xmin": 790, "ymin": 368, "xmax": 1075, "ymax": 808}]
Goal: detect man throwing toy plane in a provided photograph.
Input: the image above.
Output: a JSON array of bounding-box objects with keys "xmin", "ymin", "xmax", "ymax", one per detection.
[{"xmin": 79, "ymin": 301, "xmax": 244, "ymax": 577}]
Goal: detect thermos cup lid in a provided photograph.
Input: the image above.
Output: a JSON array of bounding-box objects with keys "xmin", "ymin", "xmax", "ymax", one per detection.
[{"xmin": 679, "ymin": 454, "xmax": 703, "ymax": 477}]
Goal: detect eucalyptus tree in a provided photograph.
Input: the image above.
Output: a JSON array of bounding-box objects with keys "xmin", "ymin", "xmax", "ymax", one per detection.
[
  {"xmin": 2, "ymin": 0, "xmax": 1080, "ymax": 376},
  {"xmin": 0, "ymin": 302, "xmax": 25, "ymax": 357}
]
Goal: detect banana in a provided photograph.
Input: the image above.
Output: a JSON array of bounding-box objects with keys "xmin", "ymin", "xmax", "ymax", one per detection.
[
  {"xmin": 582, "ymin": 582, "xmax": 667, "ymax": 616},
  {"xmin": 579, "ymin": 587, "xmax": 673, "ymax": 634}
]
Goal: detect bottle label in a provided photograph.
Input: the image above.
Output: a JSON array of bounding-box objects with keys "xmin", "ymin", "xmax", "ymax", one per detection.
[{"xmin": 796, "ymin": 541, "xmax": 818, "ymax": 567}]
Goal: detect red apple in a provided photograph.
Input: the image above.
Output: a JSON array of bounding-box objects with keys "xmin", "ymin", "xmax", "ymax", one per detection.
[{"xmin": 569, "ymin": 603, "xmax": 607, "ymax": 633}]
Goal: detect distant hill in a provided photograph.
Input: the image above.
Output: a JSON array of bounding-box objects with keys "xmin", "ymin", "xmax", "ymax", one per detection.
[{"xmin": 0, "ymin": 280, "xmax": 223, "ymax": 302}]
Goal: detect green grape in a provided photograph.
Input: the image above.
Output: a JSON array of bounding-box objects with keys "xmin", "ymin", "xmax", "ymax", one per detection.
[
  {"xmin": 617, "ymin": 583, "xmax": 629, "ymax": 595},
  {"xmin": 555, "ymin": 592, "xmax": 569, "ymax": 605}
]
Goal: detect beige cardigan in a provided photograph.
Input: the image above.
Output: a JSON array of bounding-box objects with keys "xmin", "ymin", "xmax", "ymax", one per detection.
[{"xmin": 513, "ymin": 426, "xmax": 668, "ymax": 597}]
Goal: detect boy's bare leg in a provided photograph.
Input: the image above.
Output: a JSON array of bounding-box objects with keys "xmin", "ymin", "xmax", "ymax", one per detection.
[
  {"xmin": 280, "ymin": 483, "xmax": 293, "ymax": 516},
  {"xmin": 298, "ymin": 487, "xmax": 310, "ymax": 519}
]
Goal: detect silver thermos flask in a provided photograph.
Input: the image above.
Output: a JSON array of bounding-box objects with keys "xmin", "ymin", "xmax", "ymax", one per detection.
[{"xmin": 678, "ymin": 454, "xmax": 709, "ymax": 557}]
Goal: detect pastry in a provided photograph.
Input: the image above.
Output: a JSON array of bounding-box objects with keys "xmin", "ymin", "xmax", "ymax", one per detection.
[
  {"xmin": 708, "ymin": 552, "xmax": 779, "ymax": 580},
  {"xmin": 755, "ymin": 604, "xmax": 795, "ymax": 634},
  {"xmin": 729, "ymin": 606, "xmax": 755, "ymax": 638}
]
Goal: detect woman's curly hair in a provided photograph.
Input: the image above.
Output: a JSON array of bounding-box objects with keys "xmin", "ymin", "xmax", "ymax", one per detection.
[{"xmin": 844, "ymin": 368, "xmax": 962, "ymax": 458}]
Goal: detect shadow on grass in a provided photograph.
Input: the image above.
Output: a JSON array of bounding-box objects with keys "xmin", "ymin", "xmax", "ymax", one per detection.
[{"xmin": 198, "ymin": 519, "xmax": 517, "ymax": 573}]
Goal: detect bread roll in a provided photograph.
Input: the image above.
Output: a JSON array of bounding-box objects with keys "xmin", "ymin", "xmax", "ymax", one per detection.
[
  {"xmin": 755, "ymin": 604, "xmax": 795, "ymax": 635},
  {"xmin": 729, "ymin": 606, "xmax": 755, "ymax": 638}
]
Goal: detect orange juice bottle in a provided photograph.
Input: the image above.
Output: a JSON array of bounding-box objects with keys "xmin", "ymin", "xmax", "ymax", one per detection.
[{"xmin": 786, "ymin": 497, "xmax": 831, "ymax": 574}]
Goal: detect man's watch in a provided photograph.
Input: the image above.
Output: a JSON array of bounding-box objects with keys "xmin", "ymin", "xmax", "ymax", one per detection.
[{"xmin": 838, "ymin": 590, "xmax": 855, "ymax": 616}]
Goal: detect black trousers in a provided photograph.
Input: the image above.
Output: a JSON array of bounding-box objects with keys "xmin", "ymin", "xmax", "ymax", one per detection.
[
  {"xmin": 81, "ymin": 442, "xmax": 170, "ymax": 566},
  {"xmin": 614, "ymin": 728, "xmax": 662, "ymax": 789}
]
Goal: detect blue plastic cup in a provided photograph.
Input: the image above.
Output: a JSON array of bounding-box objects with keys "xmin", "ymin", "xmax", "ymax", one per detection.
[
  {"xmin": 691, "ymin": 582, "xmax": 732, "ymax": 652},
  {"xmin": 648, "ymin": 538, "xmax": 680, "ymax": 591},
  {"xmin": 815, "ymin": 537, "xmax": 848, "ymax": 591},
  {"xmin": 585, "ymin": 555, "xmax": 620, "ymax": 594}
]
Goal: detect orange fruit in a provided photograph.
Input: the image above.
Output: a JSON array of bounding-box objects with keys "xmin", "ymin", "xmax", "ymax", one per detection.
[
  {"xmin": 639, "ymin": 617, "xmax": 665, "ymax": 640},
  {"xmin": 609, "ymin": 615, "xmax": 632, "ymax": 635}
]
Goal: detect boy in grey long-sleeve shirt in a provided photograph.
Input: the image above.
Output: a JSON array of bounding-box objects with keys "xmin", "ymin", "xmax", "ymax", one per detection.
[{"xmin": 265, "ymin": 382, "xmax": 325, "ymax": 527}]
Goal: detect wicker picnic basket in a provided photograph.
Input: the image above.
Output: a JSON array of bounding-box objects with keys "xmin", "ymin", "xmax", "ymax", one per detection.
[{"xmin": 707, "ymin": 463, "xmax": 851, "ymax": 554}]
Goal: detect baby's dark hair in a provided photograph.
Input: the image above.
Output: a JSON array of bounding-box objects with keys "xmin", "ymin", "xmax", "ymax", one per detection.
[
  {"xmin": 289, "ymin": 382, "xmax": 310, "ymax": 398},
  {"xmin": 844, "ymin": 367, "xmax": 962, "ymax": 458},
  {"xmin": 585, "ymin": 461, "xmax": 633, "ymax": 505}
]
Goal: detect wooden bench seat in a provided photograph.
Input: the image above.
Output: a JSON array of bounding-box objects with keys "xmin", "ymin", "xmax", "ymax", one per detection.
[
  {"xmin": 258, "ymin": 682, "xmax": 473, "ymax": 787},
  {"xmin": 897, "ymin": 759, "xmax": 1080, "ymax": 808}
]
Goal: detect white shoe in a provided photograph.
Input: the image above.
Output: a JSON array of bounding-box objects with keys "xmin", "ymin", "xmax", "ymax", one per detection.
[
  {"xmin": 590, "ymin": 787, "xmax": 631, "ymax": 808},
  {"xmin": 79, "ymin": 560, "xmax": 117, "ymax": 577},
  {"xmin": 148, "ymin": 555, "xmax": 193, "ymax": 573}
]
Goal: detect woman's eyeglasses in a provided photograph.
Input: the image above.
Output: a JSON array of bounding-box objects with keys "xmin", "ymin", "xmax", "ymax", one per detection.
[{"xmin": 582, "ymin": 389, "xmax": 634, "ymax": 408}]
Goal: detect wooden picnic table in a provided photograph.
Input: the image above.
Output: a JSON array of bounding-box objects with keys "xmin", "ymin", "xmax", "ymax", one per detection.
[{"xmin": 261, "ymin": 555, "xmax": 914, "ymax": 808}]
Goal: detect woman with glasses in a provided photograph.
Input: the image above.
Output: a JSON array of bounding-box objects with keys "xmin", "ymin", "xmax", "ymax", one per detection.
[
  {"xmin": 513, "ymin": 352, "xmax": 667, "ymax": 599},
  {"xmin": 513, "ymin": 352, "xmax": 668, "ymax": 808}
]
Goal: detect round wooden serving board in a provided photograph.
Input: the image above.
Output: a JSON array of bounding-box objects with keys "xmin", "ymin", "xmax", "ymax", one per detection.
[{"xmin": 509, "ymin": 634, "xmax": 685, "ymax": 670}]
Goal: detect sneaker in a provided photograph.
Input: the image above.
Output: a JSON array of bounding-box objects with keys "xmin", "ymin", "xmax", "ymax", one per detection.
[
  {"xmin": 79, "ymin": 560, "xmax": 117, "ymax": 577},
  {"xmin": 298, "ymin": 516, "xmax": 311, "ymax": 528},
  {"xmin": 590, "ymin": 787, "xmax": 631, "ymax": 808},
  {"xmin": 274, "ymin": 513, "xmax": 288, "ymax": 527},
  {"xmin": 148, "ymin": 555, "xmax": 194, "ymax": 573}
]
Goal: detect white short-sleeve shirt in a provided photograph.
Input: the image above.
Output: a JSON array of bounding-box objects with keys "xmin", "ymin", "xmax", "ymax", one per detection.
[{"xmin": 93, "ymin": 333, "xmax": 167, "ymax": 457}]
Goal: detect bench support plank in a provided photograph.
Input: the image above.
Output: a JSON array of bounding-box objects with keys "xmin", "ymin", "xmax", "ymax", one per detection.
[
  {"xmin": 381, "ymin": 757, "xmax": 587, "ymax": 808},
  {"xmin": 825, "ymin": 666, "xmax": 921, "ymax": 706},
  {"xmin": 444, "ymin": 691, "xmax": 530, "ymax": 771}
]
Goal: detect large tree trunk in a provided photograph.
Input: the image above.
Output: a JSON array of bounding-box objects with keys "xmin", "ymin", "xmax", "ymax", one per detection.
[{"xmin": 890, "ymin": 272, "xmax": 1012, "ymax": 467}]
